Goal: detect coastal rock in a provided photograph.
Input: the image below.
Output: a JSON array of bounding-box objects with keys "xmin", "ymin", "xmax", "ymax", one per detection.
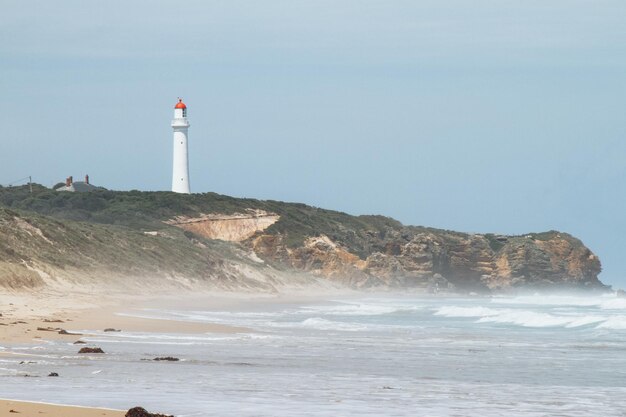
[
  {"xmin": 153, "ymin": 356, "xmax": 180, "ymax": 361},
  {"xmin": 78, "ymin": 347, "xmax": 104, "ymax": 354},
  {"xmin": 165, "ymin": 209, "xmax": 279, "ymax": 242},
  {"xmin": 58, "ymin": 329, "xmax": 82, "ymax": 335},
  {"xmin": 37, "ymin": 327, "xmax": 58, "ymax": 332},
  {"xmin": 0, "ymin": 188, "xmax": 605, "ymax": 293},
  {"xmin": 484, "ymin": 233, "xmax": 602, "ymax": 290},
  {"xmin": 247, "ymin": 229, "xmax": 604, "ymax": 292},
  {"xmin": 125, "ymin": 406, "xmax": 174, "ymax": 417}
]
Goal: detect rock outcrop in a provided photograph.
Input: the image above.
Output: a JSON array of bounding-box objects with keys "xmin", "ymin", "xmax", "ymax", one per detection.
[
  {"xmin": 125, "ymin": 407, "xmax": 174, "ymax": 417},
  {"xmin": 165, "ymin": 209, "xmax": 279, "ymax": 242},
  {"xmin": 246, "ymin": 229, "xmax": 603, "ymax": 292},
  {"xmin": 0, "ymin": 186, "xmax": 605, "ymax": 293},
  {"xmin": 78, "ymin": 347, "xmax": 104, "ymax": 354}
]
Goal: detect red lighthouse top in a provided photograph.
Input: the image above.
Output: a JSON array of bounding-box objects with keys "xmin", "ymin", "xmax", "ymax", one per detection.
[{"xmin": 174, "ymin": 98, "xmax": 187, "ymax": 109}]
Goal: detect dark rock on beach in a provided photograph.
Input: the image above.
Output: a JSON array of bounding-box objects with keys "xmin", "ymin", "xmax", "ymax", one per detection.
[
  {"xmin": 153, "ymin": 356, "xmax": 180, "ymax": 361},
  {"xmin": 48, "ymin": 372, "xmax": 59, "ymax": 377},
  {"xmin": 36, "ymin": 327, "xmax": 58, "ymax": 332},
  {"xmin": 125, "ymin": 406, "xmax": 174, "ymax": 417},
  {"xmin": 58, "ymin": 329, "xmax": 82, "ymax": 335},
  {"xmin": 78, "ymin": 347, "xmax": 104, "ymax": 354}
]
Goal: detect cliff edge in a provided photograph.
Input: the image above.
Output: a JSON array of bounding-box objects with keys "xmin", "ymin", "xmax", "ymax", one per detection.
[{"xmin": 0, "ymin": 185, "xmax": 604, "ymax": 293}]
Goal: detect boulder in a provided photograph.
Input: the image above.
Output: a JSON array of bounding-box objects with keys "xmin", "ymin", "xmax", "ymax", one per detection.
[
  {"xmin": 58, "ymin": 329, "xmax": 82, "ymax": 335},
  {"xmin": 78, "ymin": 347, "xmax": 104, "ymax": 354},
  {"xmin": 125, "ymin": 406, "xmax": 174, "ymax": 417}
]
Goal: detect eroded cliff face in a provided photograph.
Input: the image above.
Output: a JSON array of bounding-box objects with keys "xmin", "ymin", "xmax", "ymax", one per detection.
[
  {"xmin": 165, "ymin": 209, "xmax": 603, "ymax": 292},
  {"xmin": 0, "ymin": 208, "xmax": 319, "ymax": 293},
  {"xmin": 165, "ymin": 210, "xmax": 279, "ymax": 242},
  {"xmin": 0, "ymin": 187, "xmax": 604, "ymax": 293},
  {"xmin": 246, "ymin": 229, "xmax": 603, "ymax": 292},
  {"xmin": 485, "ymin": 235, "xmax": 602, "ymax": 290}
]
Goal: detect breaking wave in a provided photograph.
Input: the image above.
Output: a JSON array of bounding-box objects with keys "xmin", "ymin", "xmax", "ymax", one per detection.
[
  {"xmin": 434, "ymin": 306, "xmax": 501, "ymax": 318},
  {"xmin": 491, "ymin": 294, "xmax": 626, "ymax": 310},
  {"xmin": 299, "ymin": 303, "xmax": 415, "ymax": 316},
  {"xmin": 434, "ymin": 305, "xmax": 622, "ymax": 329},
  {"xmin": 595, "ymin": 316, "xmax": 626, "ymax": 330},
  {"xmin": 476, "ymin": 311, "xmax": 606, "ymax": 328},
  {"xmin": 298, "ymin": 317, "xmax": 370, "ymax": 331}
]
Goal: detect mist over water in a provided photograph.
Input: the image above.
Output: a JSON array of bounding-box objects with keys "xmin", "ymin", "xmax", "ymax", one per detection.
[{"xmin": 3, "ymin": 293, "xmax": 626, "ymax": 416}]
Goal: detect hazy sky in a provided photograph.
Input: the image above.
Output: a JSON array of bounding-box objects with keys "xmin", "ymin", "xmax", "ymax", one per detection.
[{"xmin": 1, "ymin": 1, "xmax": 625, "ymax": 286}]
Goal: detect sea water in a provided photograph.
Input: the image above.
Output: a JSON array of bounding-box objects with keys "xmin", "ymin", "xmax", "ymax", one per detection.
[{"xmin": 2, "ymin": 294, "xmax": 626, "ymax": 416}]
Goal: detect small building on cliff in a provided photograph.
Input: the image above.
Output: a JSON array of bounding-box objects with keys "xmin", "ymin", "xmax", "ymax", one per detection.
[{"xmin": 54, "ymin": 175, "xmax": 105, "ymax": 193}]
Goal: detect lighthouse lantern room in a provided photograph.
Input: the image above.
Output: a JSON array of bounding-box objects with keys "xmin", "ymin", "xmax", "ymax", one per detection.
[{"xmin": 171, "ymin": 98, "xmax": 191, "ymax": 194}]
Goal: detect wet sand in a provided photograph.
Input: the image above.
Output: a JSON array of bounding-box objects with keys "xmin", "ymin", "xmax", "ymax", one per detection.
[
  {"xmin": 0, "ymin": 290, "xmax": 257, "ymax": 415},
  {"xmin": 0, "ymin": 398, "xmax": 125, "ymax": 416},
  {"xmin": 0, "ymin": 289, "xmax": 359, "ymax": 414},
  {"xmin": 0, "ymin": 292, "xmax": 250, "ymax": 344}
]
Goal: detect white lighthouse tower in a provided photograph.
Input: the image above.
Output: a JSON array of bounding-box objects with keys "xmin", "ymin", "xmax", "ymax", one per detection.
[{"xmin": 171, "ymin": 98, "xmax": 191, "ymax": 194}]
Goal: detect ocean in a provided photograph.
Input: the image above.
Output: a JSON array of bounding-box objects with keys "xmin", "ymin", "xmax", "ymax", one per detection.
[{"xmin": 2, "ymin": 293, "xmax": 626, "ymax": 416}]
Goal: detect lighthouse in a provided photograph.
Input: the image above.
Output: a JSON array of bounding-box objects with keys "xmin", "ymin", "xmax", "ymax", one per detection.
[{"xmin": 171, "ymin": 98, "xmax": 191, "ymax": 194}]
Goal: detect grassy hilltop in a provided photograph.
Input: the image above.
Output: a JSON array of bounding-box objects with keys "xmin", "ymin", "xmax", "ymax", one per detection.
[{"xmin": 0, "ymin": 184, "xmax": 405, "ymax": 254}]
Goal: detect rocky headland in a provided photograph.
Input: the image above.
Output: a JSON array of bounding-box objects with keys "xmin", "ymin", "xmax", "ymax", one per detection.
[{"xmin": 0, "ymin": 185, "xmax": 604, "ymax": 294}]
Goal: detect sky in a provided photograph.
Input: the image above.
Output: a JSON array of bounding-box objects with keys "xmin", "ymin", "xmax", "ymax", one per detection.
[{"xmin": 1, "ymin": 1, "xmax": 625, "ymax": 287}]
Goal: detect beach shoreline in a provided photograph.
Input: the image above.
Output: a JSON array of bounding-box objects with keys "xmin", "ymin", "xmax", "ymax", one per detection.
[
  {"xmin": 0, "ymin": 398, "xmax": 126, "ymax": 417},
  {"xmin": 0, "ymin": 290, "xmax": 258, "ymax": 345},
  {"xmin": 1, "ymin": 288, "xmax": 625, "ymax": 416},
  {"xmin": 0, "ymin": 286, "xmax": 372, "ymax": 413},
  {"xmin": 0, "ymin": 288, "xmax": 274, "ymax": 415}
]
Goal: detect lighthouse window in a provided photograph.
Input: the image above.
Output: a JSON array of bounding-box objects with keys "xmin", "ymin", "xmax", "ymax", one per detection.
[{"xmin": 182, "ymin": 109, "xmax": 187, "ymax": 117}]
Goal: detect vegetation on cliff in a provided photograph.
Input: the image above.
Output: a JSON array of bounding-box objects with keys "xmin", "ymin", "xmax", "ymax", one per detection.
[
  {"xmin": 0, "ymin": 185, "xmax": 405, "ymax": 252},
  {"xmin": 0, "ymin": 204, "xmax": 283, "ymax": 292},
  {"xmin": 0, "ymin": 184, "xmax": 605, "ymax": 292}
]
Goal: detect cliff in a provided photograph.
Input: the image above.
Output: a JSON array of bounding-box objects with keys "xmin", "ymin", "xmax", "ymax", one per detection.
[
  {"xmin": 0, "ymin": 185, "xmax": 604, "ymax": 293},
  {"xmin": 0, "ymin": 207, "xmax": 315, "ymax": 293},
  {"xmin": 249, "ymin": 229, "xmax": 601, "ymax": 291}
]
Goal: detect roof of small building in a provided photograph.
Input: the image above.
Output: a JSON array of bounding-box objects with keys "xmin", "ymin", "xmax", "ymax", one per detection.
[
  {"xmin": 56, "ymin": 182, "xmax": 105, "ymax": 193},
  {"xmin": 175, "ymin": 99, "xmax": 187, "ymax": 109}
]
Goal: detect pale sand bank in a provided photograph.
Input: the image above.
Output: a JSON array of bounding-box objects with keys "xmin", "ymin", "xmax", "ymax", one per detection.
[
  {"xmin": 0, "ymin": 399, "xmax": 125, "ymax": 417},
  {"xmin": 0, "ymin": 291, "xmax": 253, "ymax": 344}
]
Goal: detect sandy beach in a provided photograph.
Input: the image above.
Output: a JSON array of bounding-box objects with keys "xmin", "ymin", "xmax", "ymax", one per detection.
[
  {"xmin": 0, "ymin": 290, "xmax": 253, "ymax": 344},
  {"xmin": 2, "ymin": 289, "xmax": 626, "ymax": 416},
  {"xmin": 0, "ymin": 398, "xmax": 125, "ymax": 417},
  {"xmin": 0, "ymin": 289, "xmax": 261, "ymax": 416}
]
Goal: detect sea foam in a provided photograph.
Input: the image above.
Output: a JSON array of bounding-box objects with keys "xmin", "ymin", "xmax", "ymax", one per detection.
[{"xmin": 434, "ymin": 305, "xmax": 609, "ymax": 328}]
